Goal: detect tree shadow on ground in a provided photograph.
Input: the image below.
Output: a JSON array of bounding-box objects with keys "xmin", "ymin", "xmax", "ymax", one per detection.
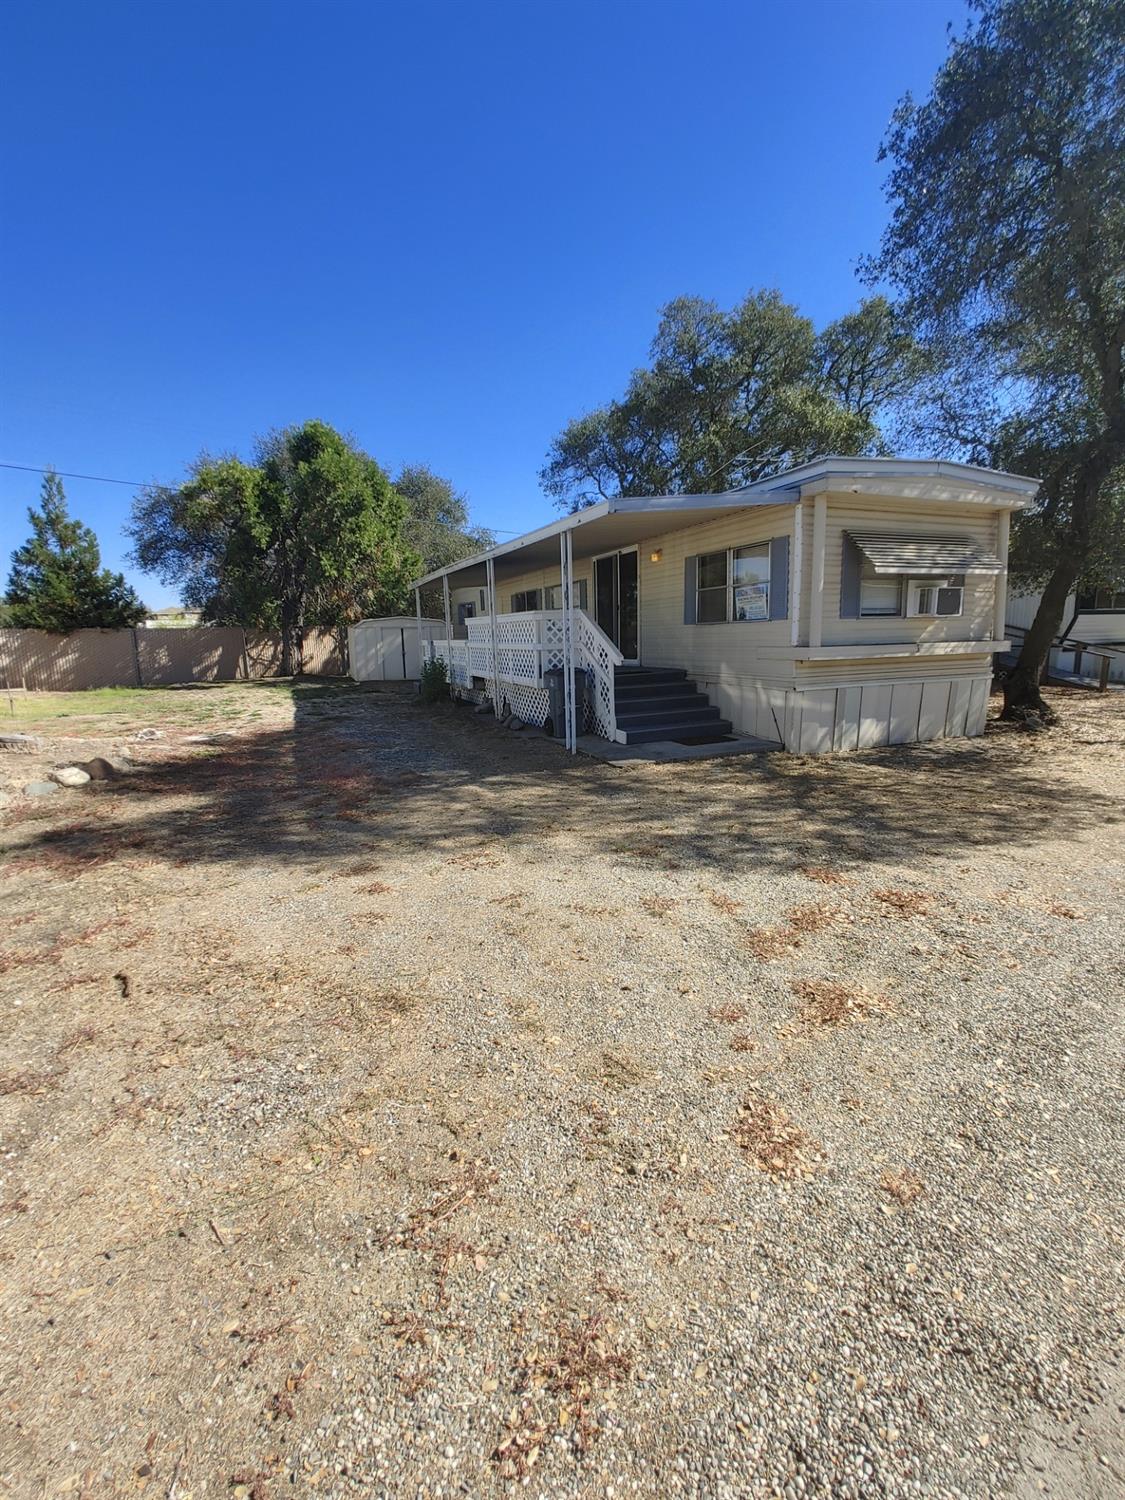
[{"xmin": 7, "ymin": 683, "xmax": 1119, "ymax": 884}]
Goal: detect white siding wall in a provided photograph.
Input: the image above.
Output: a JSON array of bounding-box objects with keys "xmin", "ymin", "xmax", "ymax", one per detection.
[
  {"xmin": 816, "ymin": 496, "xmax": 1003, "ymax": 647},
  {"xmin": 492, "ymin": 560, "xmax": 594, "ymax": 613},
  {"xmin": 634, "ymin": 505, "xmax": 796, "ymax": 743}
]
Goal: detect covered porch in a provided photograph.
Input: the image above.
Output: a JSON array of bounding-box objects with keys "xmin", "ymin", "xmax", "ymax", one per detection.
[
  {"xmin": 411, "ymin": 488, "xmax": 785, "ymax": 752},
  {"xmin": 419, "ymin": 605, "xmax": 625, "ymax": 744}
]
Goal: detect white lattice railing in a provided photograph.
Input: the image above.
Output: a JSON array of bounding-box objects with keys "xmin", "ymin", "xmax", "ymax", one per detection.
[
  {"xmin": 575, "ymin": 610, "xmax": 625, "ymax": 741},
  {"xmin": 422, "ymin": 610, "xmax": 624, "ymax": 741}
]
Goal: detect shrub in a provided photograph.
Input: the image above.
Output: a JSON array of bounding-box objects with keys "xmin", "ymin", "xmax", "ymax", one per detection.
[{"xmin": 419, "ymin": 656, "xmax": 449, "ymax": 704}]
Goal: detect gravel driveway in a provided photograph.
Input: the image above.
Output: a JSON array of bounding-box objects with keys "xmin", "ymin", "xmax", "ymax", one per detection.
[{"xmin": 1, "ymin": 681, "xmax": 1122, "ymax": 1500}]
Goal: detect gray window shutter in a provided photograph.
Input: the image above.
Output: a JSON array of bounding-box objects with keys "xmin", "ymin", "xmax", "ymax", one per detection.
[
  {"xmin": 684, "ymin": 555, "xmax": 698, "ymax": 624},
  {"xmin": 768, "ymin": 535, "xmax": 790, "ymax": 620},
  {"xmin": 840, "ymin": 534, "xmax": 861, "ymax": 618}
]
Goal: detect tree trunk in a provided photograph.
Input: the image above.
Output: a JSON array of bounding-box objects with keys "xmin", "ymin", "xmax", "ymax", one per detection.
[
  {"xmin": 1001, "ymin": 559, "xmax": 1078, "ymax": 718},
  {"xmin": 279, "ymin": 600, "xmax": 304, "ymax": 677},
  {"xmin": 1002, "ymin": 435, "xmax": 1122, "ymax": 720}
]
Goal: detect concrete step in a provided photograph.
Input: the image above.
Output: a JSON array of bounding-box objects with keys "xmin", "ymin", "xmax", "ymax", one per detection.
[
  {"xmin": 620, "ymin": 717, "xmax": 734, "ymax": 745},
  {"xmin": 613, "ymin": 668, "xmax": 688, "ymax": 690},
  {"xmin": 616, "ymin": 704, "xmax": 723, "ymax": 729},
  {"xmin": 613, "ymin": 692, "xmax": 711, "ymax": 717},
  {"xmin": 615, "ymin": 678, "xmax": 700, "ymax": 701}
]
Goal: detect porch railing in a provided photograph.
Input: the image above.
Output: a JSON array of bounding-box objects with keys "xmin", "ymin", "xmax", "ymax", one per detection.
[{"xmin": 422, "ymin": 609, "xmax": 624, "ymax": 741}]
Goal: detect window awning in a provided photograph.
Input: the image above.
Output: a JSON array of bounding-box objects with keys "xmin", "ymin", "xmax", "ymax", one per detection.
[{"xmin": 846, "ymin": 532, "xmax": 1003, "ymax": 575}]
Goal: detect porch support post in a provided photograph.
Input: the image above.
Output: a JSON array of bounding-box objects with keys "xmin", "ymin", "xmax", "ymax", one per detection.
[
  {"xmin": 442, "ymin": 574, "xmax": 452, "ymax": 642},
  {"xmin": 993, "ymin": 508, "xmax": 1011, "ymax": 642},
  {"xmin": 560, "ymin": 529, "xmax": 575, "ymax": 753},
  {"xmin": 808, "ymin": 492, "xmax": 827, "ymax": 650},
  {"xmin": 414, "ymin": 586, "xmax": 424, "ymax": 680},
  {"xmin": 566, "ymin": 528, "xmax": 577, "ymax": 751},
  {"xmin": 485, "ymin": 555, "xmax": 501, "ymax": 714}
]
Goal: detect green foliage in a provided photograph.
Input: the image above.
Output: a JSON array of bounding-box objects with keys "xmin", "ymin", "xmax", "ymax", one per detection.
[
  {"xmin": 129, "ymin": 422, "xmax": 420, "ymax": 673},
  {"xmin": 542, "ymin": 290, "xmax": 926, "ymax": 509},
  {"xmin": 871, "ymin": 0, "xmax": 1125, "ymax": 701},
  {"xmin": 419, "ymin": 655, "xmax": 449, "ymax": 704},
  {"xmin": 4, "ymin": 470, "xmax": 147, "ymax": 631},
  {"xmin": 395, "ymin": 465, "xmax": 493, "ymax": 572}
]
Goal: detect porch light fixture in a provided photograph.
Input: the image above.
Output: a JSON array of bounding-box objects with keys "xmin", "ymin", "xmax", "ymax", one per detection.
[{"xmin": 650, "ymin": 548, "xmax": 663, "ymax": 563}]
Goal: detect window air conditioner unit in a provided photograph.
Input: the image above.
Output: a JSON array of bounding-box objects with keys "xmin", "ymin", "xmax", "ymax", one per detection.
[{"xmin": 907, "ymin": 579, "xmax": 964, "ymax": 617}]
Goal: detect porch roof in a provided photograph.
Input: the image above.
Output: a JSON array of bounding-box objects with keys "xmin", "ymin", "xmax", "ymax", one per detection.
[
  {"xmin": 412, "ymin": 490, "xmax": 790, "ymax": 589},
  {"xmin": 411, "ymin": 455, "xmax": 1040, "ymax": 590}
]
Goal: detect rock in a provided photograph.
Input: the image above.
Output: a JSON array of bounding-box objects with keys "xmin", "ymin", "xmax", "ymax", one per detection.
[
  {"xmin": 0, "ymin": 733, "xmax": 43, "ymax": 753},
  {"xmin": 507, "ymin": 716, "xmax": 526, "ymax": 731},
  {"xmin": 23, "ymin": 780, "xmax": 59, "ymax": 798},
  {"xmin": 50, "ymin": 766, "xmax": 91, "ymax": 788},
  {"xmin": 472, "ymin": 699, "xmax": 494, "ymax": 716},
  {"xmin": 129, "ymin": 728, "xmax": 165, "ymax": 741}
]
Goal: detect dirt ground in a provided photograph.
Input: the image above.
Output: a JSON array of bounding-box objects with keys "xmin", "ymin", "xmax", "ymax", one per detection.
[{"xmin": 1, "ymin": 681, "xmax": 1122, "ymax": 1500}]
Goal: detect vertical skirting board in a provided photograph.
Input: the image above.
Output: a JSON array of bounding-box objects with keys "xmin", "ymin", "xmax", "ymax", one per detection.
[{"xmin": 784, "ymin": 674, "xmax": 991, "ymax": 754}]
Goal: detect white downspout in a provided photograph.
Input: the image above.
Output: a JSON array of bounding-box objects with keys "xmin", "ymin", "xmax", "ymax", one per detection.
[
  {"xmin": 566, "ymin": 528, "xmax": 578, "ymax": 750},
  {"xmin": 808, "ymin": 493, "xmax": 827, "ymax": 650},
  {"xmin": 790, "ymin": 499, "xmax": 804, "ymax": 648},
  {"xmin": 994, "ymin": 508, "xmax": 1011, "ymax": 642}
]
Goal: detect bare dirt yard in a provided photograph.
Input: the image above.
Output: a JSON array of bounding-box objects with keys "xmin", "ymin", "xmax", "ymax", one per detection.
[{"xmin": 1, "ymin": 681, "xmax": 1123, "ymax": 1500}]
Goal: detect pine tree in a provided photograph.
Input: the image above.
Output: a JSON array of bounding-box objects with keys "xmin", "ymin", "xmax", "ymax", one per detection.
[{"xmin": 5, "ymin": 470, "xmax": 147, "ymax": 631}]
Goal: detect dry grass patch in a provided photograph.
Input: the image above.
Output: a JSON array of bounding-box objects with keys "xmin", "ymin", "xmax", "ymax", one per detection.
[
  {"xmin": 708, "ymin": 1003, "xmax": 746, "ymax": 1024},
  {"xmin": 1046, "ymin": 902, "xmax": 1084, "ymax": 919},
  {"xmin": 729, "ymin": 1033, "xmax": 757, "ymax": 1053},
  {"xmin": 743, "ymin": 926, "xmax": 801, "ymax": 961},
  {"xmin": 873, "ymin": 888, "xmax": 933, "ymax": 918},
  {"xmin": 640, "ymin": 895, "xmax": 677, "ymax": 917},
  {"xmin": 796, "ymin": 864, "xmax": 847, "ymax": 885},
  {"xmin": 493, "ymin": 1310, "xmax": 634, "ymax": 1476},
  {"xmin": 596, "ymin": 1048, "xmax": 651, "ymax": 1088},
  {"xmin": 880, "ymin": 1166, "xmax": 926, "ymax": 1206},
  {"xmin": 732, "ymin": 1097, "xmax": 824, "ymax": 1180},
  {"xmin": 792, "ymin": 979, "xmax": 894, "ymax": 1027},
  {"xmin": 785, "ymin": 902, "xmax": 844, "ymax": 934},
  {"xmin": 0, "ymin": 1069, "xmax": 59, "ymax": 1097},
  {"xmin": 346, "ymin": 988, "xmax": 420, "ymax": 1023},
  {"xmin": 706, "ymin": 890, "xmax": 743, "ymax": 914}
]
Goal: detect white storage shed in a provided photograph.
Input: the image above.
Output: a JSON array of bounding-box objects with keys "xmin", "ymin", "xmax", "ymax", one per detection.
[{"xmin": 348, "ymin": 617, "xmax": 441, "ymax": 682}]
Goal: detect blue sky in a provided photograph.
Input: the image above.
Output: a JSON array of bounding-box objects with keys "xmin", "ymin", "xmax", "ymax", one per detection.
[{"xmin": 1, "ymin": 0, "xmax": 967, "ymax": 609}]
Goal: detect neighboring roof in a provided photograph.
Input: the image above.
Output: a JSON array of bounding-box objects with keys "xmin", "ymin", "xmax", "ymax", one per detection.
[
  {"xmin": 412, "ymin": 456, "xmax": 1040, "ymax": 588},
  {"xmin": 847, "ymin": 531, "xmax": 1004, "ymax": 575}
]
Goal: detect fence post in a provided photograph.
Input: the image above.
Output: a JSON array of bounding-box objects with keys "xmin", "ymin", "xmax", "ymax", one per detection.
[
  {"xmin": 1098, "ymin": 654, "xmax": 1111, "ymax": 692},
  {"xmin": 130, "ymin": 628, "xmax": 143, "ymax": 687}
]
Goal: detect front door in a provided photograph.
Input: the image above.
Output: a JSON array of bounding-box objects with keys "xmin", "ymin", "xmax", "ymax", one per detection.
[{"xmin": 593, "ymin": 548, "xmax": 639, "ymax": 661}]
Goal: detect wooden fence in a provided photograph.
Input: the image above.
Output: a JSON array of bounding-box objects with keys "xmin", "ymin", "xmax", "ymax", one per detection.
[{"xmin": 0, "ymin": 627, "xmax": 345, "ymax": 692}]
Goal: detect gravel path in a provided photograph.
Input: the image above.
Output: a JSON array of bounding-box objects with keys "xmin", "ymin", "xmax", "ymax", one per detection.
[{"xmin": 1, "ymin": 681, "xmax": 1122, "ymax": 1500}]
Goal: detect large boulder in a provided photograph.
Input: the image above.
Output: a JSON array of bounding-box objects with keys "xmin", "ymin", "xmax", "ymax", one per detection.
[{"xmin": 51, "ymin": 766, "xmax": 92, "ymax": 788}]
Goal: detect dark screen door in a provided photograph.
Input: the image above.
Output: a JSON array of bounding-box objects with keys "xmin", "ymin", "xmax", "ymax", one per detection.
[{"xmin": 594, "ymin": 550, "xmax": 638, "ymax": 660}]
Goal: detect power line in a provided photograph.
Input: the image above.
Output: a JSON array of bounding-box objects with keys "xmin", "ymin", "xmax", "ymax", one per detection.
[
  {"xmin": 0, "ymin": 459, "xmax": 524, "ymax": 534},
  {"xmin": 0, "ymin": 460, "xmax": 146, "ymax": 487}
]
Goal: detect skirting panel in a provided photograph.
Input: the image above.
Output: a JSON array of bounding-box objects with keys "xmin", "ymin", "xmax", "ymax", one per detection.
[{"xmin": 784, "ymin": 674, "xmax": 991, "ymax": 754}]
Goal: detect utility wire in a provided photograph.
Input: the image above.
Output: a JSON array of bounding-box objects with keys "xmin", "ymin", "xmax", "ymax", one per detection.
[{"xmin": 0, "ymin": 459, "xmax": 523, "ymax": 533}]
